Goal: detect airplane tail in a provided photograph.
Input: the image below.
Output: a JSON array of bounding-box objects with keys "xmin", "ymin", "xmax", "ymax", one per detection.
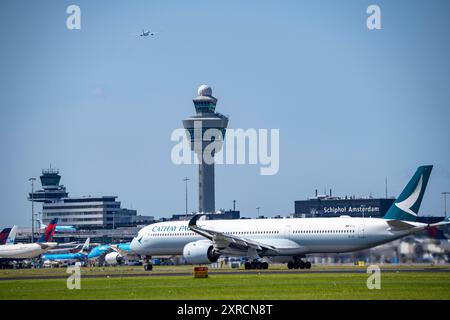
[
  {"xmin": 36, "ymin": 219, "xmax": 45, "ymax": 230},
  {"xmin": 0, "ymin": 228, "xmax": 11, "ymax": 245},
  {"xmin": 80, "ymin": 237, "xmax": 90, "ymax": 253},
  {"xmin": 383, "ymin": 165, "xmax": 433, "ymax": 222},
  {"xmin": 6, "ymin": 225, "xmax": 17, "ymax": 245},
  {"xmin": 37, "ymin": 218, "xmax": 58, "ymax": 243}
]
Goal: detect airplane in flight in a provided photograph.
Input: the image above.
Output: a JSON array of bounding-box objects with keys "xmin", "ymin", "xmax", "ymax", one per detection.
[
  {"xmin": 42, "ymin": 238, "xmax": 90, "ymax": 265},
  {"xmin": 139, "ymin": 29, "xmax": 157, "ymax": 37},
  {"xmin": 0, "ymin": 225, "xmax": 17, "ymax": 245},
  {"xmin": 130, "ymin": 165, "xmax": 450, "ymax": 271},
  {"xmin": 0, "ymin": 219, "xmax": 58, "ymax": 261}
]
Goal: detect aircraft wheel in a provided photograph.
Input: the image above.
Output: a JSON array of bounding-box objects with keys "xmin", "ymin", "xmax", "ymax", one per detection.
[
  {"xmin": 250, "ymin": 262, "xmax": 257, "ymax": 269},
  {"xmin": 305, "ymin": 261, "xmax": 311, "ymax": 269},
  {"xmin": 287, "ymin": 261, "xmax": 294, "ymax": 269},
  {"xmin": 244, "ymin": 262, "xmax": 251, "ymax": 270},
  {"xmin": 261, "ymin": 262, "xmax": 269, "ymax": 269},
  {"xmin": 299, "ymin": 261, "xmax": 306, "ymax": 269},
  {"xmin": 256, "ymin": 262, "xmax": 262, "ymax": 269},
  {"xmin": 293, "ymin": 261, "xmax": 300, "ymax": 269},
  {"xmin": 144, "ymin": 264, "xmax": 153, "ymax": 271}
]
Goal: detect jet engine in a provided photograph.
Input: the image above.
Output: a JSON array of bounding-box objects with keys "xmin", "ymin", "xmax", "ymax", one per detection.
[
  {"xmin": 182, "ymin": 241, "xmax": 220, "ymax": 264},
  {"xmin": 104, "ymin": 252, "xmax": 124, "ymax": 265}
]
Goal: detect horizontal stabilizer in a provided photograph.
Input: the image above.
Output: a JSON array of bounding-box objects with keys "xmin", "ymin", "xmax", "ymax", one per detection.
[
  {"xmin": 387, "ymin": 220, "xmax": 416, "ymax": 230},
  {"xmin": 430, "ymin": 217, "xmax": 450, "ymax": 228}
]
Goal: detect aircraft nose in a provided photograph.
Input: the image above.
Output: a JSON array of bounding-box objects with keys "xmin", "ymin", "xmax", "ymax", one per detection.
[{"xmin": 130, "ymin": 236, "xmax": 142, "ymax": 253}]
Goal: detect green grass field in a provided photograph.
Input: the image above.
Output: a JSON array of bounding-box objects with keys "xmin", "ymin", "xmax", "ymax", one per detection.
[{"xmin": 0, "ymin": 265, "xmax": 449, "ymax": 299}]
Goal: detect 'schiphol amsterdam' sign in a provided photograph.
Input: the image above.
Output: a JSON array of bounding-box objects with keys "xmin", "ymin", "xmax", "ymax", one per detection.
[{"xmin": 322, "ymin": 206, "xmax": 380, "ymax": 215}]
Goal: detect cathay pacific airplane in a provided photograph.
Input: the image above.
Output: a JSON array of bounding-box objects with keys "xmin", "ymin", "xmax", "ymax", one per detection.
[{"xmin": 130, "ymin": 166, "xmax": 450, "ymax": 271}]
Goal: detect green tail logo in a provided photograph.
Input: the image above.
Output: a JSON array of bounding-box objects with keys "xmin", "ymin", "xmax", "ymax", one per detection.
[{"xmin": 383, "ymin": 165, "xmax": 433, "ymax": 222}]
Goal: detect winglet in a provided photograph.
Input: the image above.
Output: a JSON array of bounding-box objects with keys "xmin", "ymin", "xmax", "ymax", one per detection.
[{"xmin": 188, "ymin": 214, "xmax": 206, "ymax": 229}]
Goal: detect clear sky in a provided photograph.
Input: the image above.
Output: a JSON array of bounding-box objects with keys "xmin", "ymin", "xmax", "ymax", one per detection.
[{"xmin": 1, "ymin": 0, "xmax": 449, "ymax": 228}]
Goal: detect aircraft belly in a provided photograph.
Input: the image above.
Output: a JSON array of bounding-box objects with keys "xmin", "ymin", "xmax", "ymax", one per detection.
[{"xmin": 143, "ymin": 238, "xmax": 187, "ymax": 256}]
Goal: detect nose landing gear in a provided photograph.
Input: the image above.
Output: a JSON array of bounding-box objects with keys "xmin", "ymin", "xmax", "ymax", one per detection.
[{"xmin": 143, "ymin": 256, "xmax": 153, "ymax": 271}]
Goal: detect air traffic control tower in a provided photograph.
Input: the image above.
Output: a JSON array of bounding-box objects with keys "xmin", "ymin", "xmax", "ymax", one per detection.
[
  {"xmin": 183, "ymin": 85, "xmax": 229, "ymax": 213},
  {"xmin": 28, "ymin": 168, "xmax": 68, "ymax": 203}
]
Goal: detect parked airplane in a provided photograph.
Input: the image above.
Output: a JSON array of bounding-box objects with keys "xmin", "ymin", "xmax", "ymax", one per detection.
[
  {"xmin": 42, "ymin": 238, "xmax": 90, "ymax": 265},
  {"xmin": 47, "ymin": 241, "xmax": 90, "ymax": 254},
  {"xmin": 88, "ymin": 242, "xmax": 137, "ymax": 266},
  {"xmin": 0, "ymin": 226, "xmax": 17, "ymax": 245},
  {"xmin": 38, "ymin": 220, "xmax": 77, "ymax": 233},
  {"xmin": 0, "ymin": 219, "xmax": 58, "ymax": 260},
  {"xmin": 131, "ymin": 165, "xmax": 450, "ymax": 270}
]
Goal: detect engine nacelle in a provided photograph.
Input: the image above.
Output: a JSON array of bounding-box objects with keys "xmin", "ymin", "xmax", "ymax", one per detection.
[
  {"xmin": 183, "ymin": 241, "xmax": 220, "ymax": 264},
  {"xmin": 105, "ymin": 252, "xmax": 124, "ymax": 265}
]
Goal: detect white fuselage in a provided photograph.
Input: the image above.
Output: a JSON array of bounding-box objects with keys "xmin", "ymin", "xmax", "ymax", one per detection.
[
  {"xmin": 0, "ymin": 243, "xmax": 58, "ymax": 259},
  {"xmin": 130, "ymin": 217, "xmax": 427, "ymax": 258}
]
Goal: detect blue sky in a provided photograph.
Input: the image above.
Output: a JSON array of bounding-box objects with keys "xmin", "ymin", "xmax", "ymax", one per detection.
[{"xmin": 1, "ymin": 0, "xmax": 449, "ymax": 227}]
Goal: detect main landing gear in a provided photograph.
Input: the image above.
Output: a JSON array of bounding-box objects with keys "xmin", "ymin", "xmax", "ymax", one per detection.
[
  {"xmin": 287, "ymin": 259, "xmax": 311, "ymax": 270},
  {"xmin": 244, "ymin": 260, "xmax": 269, "ymax": 270},
  {"xmin": 143, "ymin": 256, "xmax": 153, "ymax": 271}
]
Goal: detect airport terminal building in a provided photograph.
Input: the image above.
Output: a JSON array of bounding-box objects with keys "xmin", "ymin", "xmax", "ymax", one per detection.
[
  {"xmin": 294, "ymin": 192, "xmax": 443, "ymax": 224},
  {"xmin": 30, "ymin": 168, "xmax": 153, "ymax": 230},
  {"xmin": 42, "ymin": 196, "xmax": 140, "ymax": 229},
  {"xmin": 294, "ymin": 193, "xmax": 395, "ymax": 218}
]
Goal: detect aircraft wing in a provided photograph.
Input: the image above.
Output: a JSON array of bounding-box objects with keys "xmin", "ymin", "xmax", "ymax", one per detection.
[
  {"xmin": 110, "ymin": 245, "xmax": 133, "ymax": 257},
  {"xmin": 188, "ymin": 214, "xmax": 278, "ymax": 254}
]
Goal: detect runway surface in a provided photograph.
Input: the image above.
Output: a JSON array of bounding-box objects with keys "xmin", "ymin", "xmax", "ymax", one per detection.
[{"xmin": 1, "ymin": 267, "xmax": 449, "ymax": 281}]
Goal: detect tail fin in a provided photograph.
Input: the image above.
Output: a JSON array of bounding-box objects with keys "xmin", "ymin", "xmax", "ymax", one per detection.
[
  {"xmin": 36, "ymin": 219, "xmax": 44, "ymax": 230},
  {"xmin": 6, "ymin": 225, "xmax": 17, "ymax": 245},
  {"xmin": 384, "ymin": 165, "xmax": 433, "ymax": 222},
  {"xmin": 0, "ymin": 228, "xmax": 11, "ymax": 245},
  {"xmin": 80, "ymin": 237, "xmax": 90, "ymax": 253},
  {"xmin": 37, "ymin": 218, "xmax": 58, "ymax": 243}
]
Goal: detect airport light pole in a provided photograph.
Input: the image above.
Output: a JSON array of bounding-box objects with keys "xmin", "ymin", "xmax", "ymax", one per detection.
[
  {"xmin": 256, "ymin": 207, "xmax": 261, "ymax": 216},
  {"xmin": 29, "ymin": 177, "xmax": 36, "ymax": 243},
  {"xmin": 112, "ymin": 211, "xmax": 115, "ymax": 243},
  {"xmin": 184, "ymin": 177, "xmax": 190, "ymax": 219},
  {"xmin": 385, "ymin": 176, "xmax": 388, "ymax": 198},
  {"xmin": 443, "ymin": 192, "xmax": 450, "ymax": 219}
]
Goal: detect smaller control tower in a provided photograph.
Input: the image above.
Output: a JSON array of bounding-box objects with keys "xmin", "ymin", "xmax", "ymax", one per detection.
[
  {"xmin": 28, "ymin": 168, "xmax": 68, "ymax": 203},
  {"xmin": 183, "ymin": 85, "xmax": 229, "ymax": 213}
]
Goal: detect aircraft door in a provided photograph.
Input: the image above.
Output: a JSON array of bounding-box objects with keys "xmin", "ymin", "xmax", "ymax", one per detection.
[
  {"xmin": 358, "ymin": 224, "xmax": 365, "ymax": 238},
  {"xmin": 284, "ymin": 225, "xmax": 292, "ymax": 239}
]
